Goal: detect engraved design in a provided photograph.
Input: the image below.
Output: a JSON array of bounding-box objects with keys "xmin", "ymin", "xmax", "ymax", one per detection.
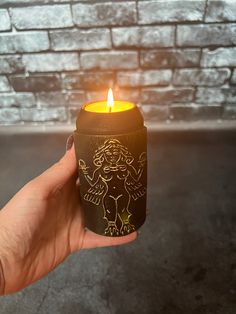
[{"xmin": 79, "ymin": 139, "xmax": 146, "ymax": 236}]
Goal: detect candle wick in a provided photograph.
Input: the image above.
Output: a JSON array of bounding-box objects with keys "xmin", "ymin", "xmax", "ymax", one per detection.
[{"xmin": 109, "ymin": 106, "xmax": 112, "ymax": 113}]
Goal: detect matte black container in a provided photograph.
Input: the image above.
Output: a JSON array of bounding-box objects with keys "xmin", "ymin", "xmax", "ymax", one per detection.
[{"xmin": 74, "ymin": 102, "xmax": 147, "ymax": 237}]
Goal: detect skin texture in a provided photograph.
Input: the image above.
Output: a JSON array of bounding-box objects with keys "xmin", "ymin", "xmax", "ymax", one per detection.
[{"xmin": 0, "ymin": 144, "xmax": 136, "ymax": 295}]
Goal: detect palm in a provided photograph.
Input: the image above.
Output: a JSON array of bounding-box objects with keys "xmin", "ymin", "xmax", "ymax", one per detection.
[
  {"xmin": 26, "ymin": 176, "xmax": 83, "ymax": 282},
  {"xmin": 0, "ymin": 166, "xmax": 81, "ymax": 293}
]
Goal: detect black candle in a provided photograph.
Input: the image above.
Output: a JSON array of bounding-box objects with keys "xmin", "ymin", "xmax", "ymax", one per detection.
[{"xmin": 74, "ymin": 90, "xmax": 147, "ymax": 237}]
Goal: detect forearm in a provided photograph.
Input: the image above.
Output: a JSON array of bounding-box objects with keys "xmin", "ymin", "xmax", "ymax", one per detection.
[
  {"xmin": 0, "ymin": 254, "xmax": 5, "ymax": 295},
  {"xmin": 0, "ymin": 205, "xmax": 32, "ymax": 296},
  {"xmin": 0, "ymin": 208, "xmax": 16, "ymax": 296},
  {"xmin": 0, "ymin": 212, "xmax": 7, "ymax": 296}
]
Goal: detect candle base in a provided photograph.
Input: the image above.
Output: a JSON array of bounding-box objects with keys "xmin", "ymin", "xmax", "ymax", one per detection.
[{"xmin": 74, "ymin": 127, "xmax": 147, "ymax": 237}]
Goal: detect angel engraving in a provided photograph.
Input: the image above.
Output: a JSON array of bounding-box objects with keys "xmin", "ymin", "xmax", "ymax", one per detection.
[{"xmin": 79, "ymin": 139, "xmax": 146, "ymax": 236}]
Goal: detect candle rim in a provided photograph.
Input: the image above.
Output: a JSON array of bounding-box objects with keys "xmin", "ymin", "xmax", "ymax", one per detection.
[
  {"xmin": 76, "ymin": 100, "xmax": 144, "ymax": 134},
  {"xmin": 83, "ymin": 100, "xmax": 136, "ymax": 113}
]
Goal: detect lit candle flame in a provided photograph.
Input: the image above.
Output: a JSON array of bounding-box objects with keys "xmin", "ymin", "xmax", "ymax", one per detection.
[{"xmin": 107, "ymin": 88, "xmax": 114, "ymax": 113}]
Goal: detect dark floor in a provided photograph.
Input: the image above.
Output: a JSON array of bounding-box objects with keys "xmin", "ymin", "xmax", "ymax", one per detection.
[{"xmin": 0, "ymin": 130, "xmax": 236, "ymax": 314}]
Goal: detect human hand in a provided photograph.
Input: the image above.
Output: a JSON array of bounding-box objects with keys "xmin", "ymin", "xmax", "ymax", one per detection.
[
  {"xmin": 138, "ymin": 152, "xmax": 147, "ymax": 168},
  {"xmin": 78, "ymin": 159, "xmax": 89, "ymax": 175},
  {"xmin": 0, "ymin": 142, "xmax": 136, "ymax": 295}
]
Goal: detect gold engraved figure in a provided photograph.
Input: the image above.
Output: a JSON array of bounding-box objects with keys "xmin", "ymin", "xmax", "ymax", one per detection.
[{"xmin": 78, "ymin": 139, "xmax": 146, "ymax": 236}]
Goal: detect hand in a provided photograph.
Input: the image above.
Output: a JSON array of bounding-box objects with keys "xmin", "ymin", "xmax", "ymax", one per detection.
[
  {"xmin": 78, "ymin": 159, "xmax": 89, "ymax": 175},
  {"xmin": 0, "ymin": 144, "xmax": 136, "ymax": 295},
  {"xmin": 138, "ymin": 152, "xmax": 147, "ymax": 168}
]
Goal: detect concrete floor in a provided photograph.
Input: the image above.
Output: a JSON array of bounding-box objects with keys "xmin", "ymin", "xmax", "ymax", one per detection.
[{"xmin": 0, "ymin": 130, "xmax": 235, "ymax": 314}]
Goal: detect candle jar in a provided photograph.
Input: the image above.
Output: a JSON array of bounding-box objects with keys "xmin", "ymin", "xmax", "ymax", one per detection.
[{"xmin": 73, "ymin": 101, "xmax": 147, "ymax": 237}]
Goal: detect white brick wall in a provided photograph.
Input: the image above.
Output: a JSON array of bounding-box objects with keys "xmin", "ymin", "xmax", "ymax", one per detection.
[{"xmin": 0, "ymin": 0, "xmax": 235, "ymax": 124}]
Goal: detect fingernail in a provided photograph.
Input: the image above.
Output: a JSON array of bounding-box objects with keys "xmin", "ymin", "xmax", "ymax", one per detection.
[{"xmin": 66, "ymin": 134, "xmax": 74, "ymax": 151}]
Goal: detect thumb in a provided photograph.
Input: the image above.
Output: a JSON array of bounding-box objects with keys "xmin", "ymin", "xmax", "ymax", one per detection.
[
  {"xmin": 2, "ymin": 144, "xmax": 78, "ymax": 213},
  {"xmin": 33, "ymin": 144, "xmax": 77, "ymax": 193}
]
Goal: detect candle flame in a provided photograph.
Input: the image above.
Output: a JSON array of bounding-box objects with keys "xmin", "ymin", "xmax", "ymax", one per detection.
[{"xmin": 107, "ymin": 88, "xmax": 114, "ymax": 112}]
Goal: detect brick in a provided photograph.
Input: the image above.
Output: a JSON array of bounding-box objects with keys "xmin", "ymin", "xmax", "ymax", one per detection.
[
  {"xmin": 196, "ymin": 88, "xmax": 225, "ymax": 104},
  {"xmin": 36, "ymin": 92, "xmax": 69, "ymax": 106},
  {"xmin": 0, "ymin": 76, "xmax": 11, "ymax": 92},
  {"xmin": 0, "ymin": 32, "xmax": 49, "ymax": 54},
  {"xmin": 72, "ymin": 2, "xmax": 136, "ymax": 27},
  {"xmin": 20, "ymin": 107, "xmax": 67, "ymax": 122},
  {"xmin": 112, "ymin": 26, "xmax": 174, "ymax": 48},
  {"xmin": 0, "ymin": 93, "xmax": 35, "ymax": 107},
  {"xmin": 0, "ymin": 56, "xmax": 24, "ymax": 74},
  {"xmin": 117, "ymin": 70, "xmax": 172, "ymax": 87},
  {"xmin": 206, "ymin": 0, "xmax": 236, "ymax": 22},
  {"xmin": 231, "ymin": 70, "xmax": 236, "ymax": 84},
  {"xmin": 223, "ymin": 87, "xmax": 236, "ymax": 103},
  {"xmin": 62, "ymin": 72, "xmax": 115, "ymax": 90},
  {"xmin": 9, "ymin": 75, "xmax": 61, "ymax": 92},
  {"xmin": 50, "ymin": 29, "xmax": 111, "ymax": 51},
  {"xmin": 141, "ymin": 105, "xmax": 169, "ymax": 122},
  {"xmin": 173, "ymin": 69, "xmax": 230, "ymax": 86},
  {"xmin": 80, "ymin": 51, "xmax": 138, "ymax": 70},
  {"xmin": 114, "ymin": 88, "xmax": 140, "ymax": 103},
  {"xmin": 23, "ymin": 53, "xmax": 79, "ymax": 72},
  {"xmin": 138, "ymin": 0, "xmax": 205, "ymax": 24},
  {"xmin": 169, "ymin": 104, "xmax": 222, "ymax": 121},
  {"xmin": 223, "ymin": 105, "xmax": 236, "ymax": 119},
  {"xmin": 11, "ymin": 5, "xmax": 73, "ymax": 29},
  {"xmin": 140, "ymin": 49, "xmax": 200, "ymax": 69},
  {"xmin": 177, "ymin": 24, "xmax": 236, "ymax": 47},
  {"xmin": 141, "ymin": 88, "xmax": 194, "ymax": 105},
  {"xmin": 198, "ymin": 87, "xmax": 236, "ymax": 105},
  {"xmin": 201, "ymin": 48, "xmax": 236, "ymax": 67},
  {"xmin": 0, "ymin": 9, "xmax": 11, "ymax": 31},
  {"xmin": 67, "ymin": 91, "xmax": 87, "ymax": 106},
  {"xmin": 0, "ymin": 108, "xmax": 20, "ymax": 123},
  {"xmin": 86, "ymin": 90, "xmax": 107, "ymax": 102}
]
